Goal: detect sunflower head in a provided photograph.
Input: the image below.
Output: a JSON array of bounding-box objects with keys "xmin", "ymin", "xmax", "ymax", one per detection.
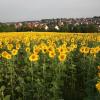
[
  {"xmin": 11, "ymin": 49, "xmax": 18, "ymax": 56},
  {"xmin": 97, "ymin": 66, "xmax": 100, "ymax": 70},
  {"xmin": 33, "ymin": 47, "xmax": 40, "ymax": 54},
  {"xmin": 42, "ymin": 46, "xmax": 48, "ymax": 54},
  {"xmin": 2, "ymin": 51, "xmax": 12, "ymax": 59},
  {"xmin": 29, "ymin": 53, "xmax": 39, "ymax": 62},
  {"xmin": 71, "ymin": 38, "xmax": 75, "ymax": 43},
  {"xmin": 6, "ymin": 54, "xmax": 12, "ymax": 59},
  {"xmin": 16, "ymin": 43, "xmax": 21, "ymax": 50},
  {"xmin": 58, "ymin": 53, "xmax": 66, "ymax": 62},
  {"xmin": 7, "ymin": 44, "xmax": 13, "ymax": 50},
  {"xmin": 96, "ymin": 82, "xmax": 100, "ymax": 91},
  {"xmin": 84, "ymin": 47, "xmax": 90, "ymax": 54},
  {"xmin": 90, "ymin": 48, "xmax": 95, "ymax": 54},
  {"xmin": 25, "ymin": 47, "xmax": 30, "ymax": 53},
  {"xmin": 2, "ymin": 51, "xmax": 8, "ymax": 58},
  {"xmin": 49, "ymin": 51, "xmax": 56, "ymax": 58}
]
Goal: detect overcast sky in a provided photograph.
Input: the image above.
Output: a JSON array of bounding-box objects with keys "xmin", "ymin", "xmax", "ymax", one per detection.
[{"xmin": 0, "ymin": 0, "xmax": 100, "ymax": 22}]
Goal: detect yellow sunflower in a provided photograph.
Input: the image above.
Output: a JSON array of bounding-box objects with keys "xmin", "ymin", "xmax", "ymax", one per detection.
[
  {"xmin": 84, "ymin": 47, "xmax": 90, "ymax": 54},
  {"xmin": 6, "ymin": 54, "xmax": 12, "ymax": 59},
  {"xmin": 71, "ymin": 38, "xmax": 75, "ymax": 43},
  {"xmin": 25, "ymin": 47, "xmax": 30, "ymax": 53},
  {"xmin": 33, "ymin": 47, "xmax": 40, "ymax": 54},
  {"xmin": 58, "ymin": 53, "xmax": 66, "ymax": 62},
  {"xmin": 57, "ymin": 47, "xmax": 66, "ymax": 54},
  {"xmin": 11, "ymin": 49, "xmax": 18, "ymax": 56},
  {"xmin": 29, "ymin": 53, "xmax": 39, "ymax": 62},
  {"xmin": 2, "ymin": 51, "xmax": 12, "ymax": 59},
  {"xmin": 96, "ymin": 82, "xmax": 100, "ymax": 91},
  {"xmin": 97, "ymin": 66, "xmax": 100, "ymax": 70},
  {"xmin": 2, "ymin": 51, "xmax": 8, "ymax": 58},
  {"xmin": 94, "ymin": 46, "xmax": 100, "ymax": 53},
  {"xmin": 42, "ymin": 46, "xmax": 48, "ymax": 54},
  {"xmin": 48, "ymin": 46, "xmax": 54, "ymax": 52},
  {"xmin": 16, "ymin": 43, "xmax": 21, "ymax": 50},
  {"xmin": 80, "ymin": 46, "xmax": 85, "ymax": 53},
  {"xmin": 49, "ymin": 51, "xmax": 56, "ymax": 58},
  {"xmin": 98, "ymin": 73, "xmax": 100, "ymax": 77},
  {"xmin": 90, "ymin": 48, "xmax": 95, "ymax": 54},
  {"xmin": 7, "ymin": 44, "xmax": 13, "ymax": 50}
]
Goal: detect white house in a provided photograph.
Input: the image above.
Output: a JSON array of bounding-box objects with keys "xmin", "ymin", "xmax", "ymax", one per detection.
[{"xmin": 55, "ymin": 25, "xmax": 59, "ymax": 30}]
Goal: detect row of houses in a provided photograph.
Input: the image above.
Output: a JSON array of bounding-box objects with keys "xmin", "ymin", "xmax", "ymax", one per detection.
[{"xmin": 14, "ymin": 16, "xmax": 100, "ymax": 31}]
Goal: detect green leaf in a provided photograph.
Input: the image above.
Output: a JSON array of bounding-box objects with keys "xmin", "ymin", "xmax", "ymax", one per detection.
[
  {"xmin": 15, "ymin": 86, "xmax": 21, "ymax": 92},
  {"xmin": 3, "ymin": 95, "xmax": 11, "ymax": 100},
  {"xmin": 0, "ymin": 86, "xmax": 6, "ymax": 91}
]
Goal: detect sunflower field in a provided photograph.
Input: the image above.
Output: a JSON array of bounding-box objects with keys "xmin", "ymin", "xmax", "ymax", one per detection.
[{"xmin": 0, "ymin": 32, "xmax": 100, "ymax": 100}]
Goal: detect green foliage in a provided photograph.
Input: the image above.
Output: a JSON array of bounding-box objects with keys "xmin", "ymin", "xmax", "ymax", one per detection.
[
  {"xmin": 0, "ymin": 49, "xmax": 100, "ymax": 100},
  {"xmin": 0, "ymin": 24, "xmax": 16, "ymax": 32}
]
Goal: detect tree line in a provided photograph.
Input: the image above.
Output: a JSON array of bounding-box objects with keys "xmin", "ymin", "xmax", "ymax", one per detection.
[{"xmin": 0, "ymin": 23, "xmax": 99, "ymax": 33}]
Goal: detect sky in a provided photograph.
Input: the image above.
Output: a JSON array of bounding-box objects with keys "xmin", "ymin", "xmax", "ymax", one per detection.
[{"xmin": 0, "ymin": 0, "xmax": 100, "ymax": 22}]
